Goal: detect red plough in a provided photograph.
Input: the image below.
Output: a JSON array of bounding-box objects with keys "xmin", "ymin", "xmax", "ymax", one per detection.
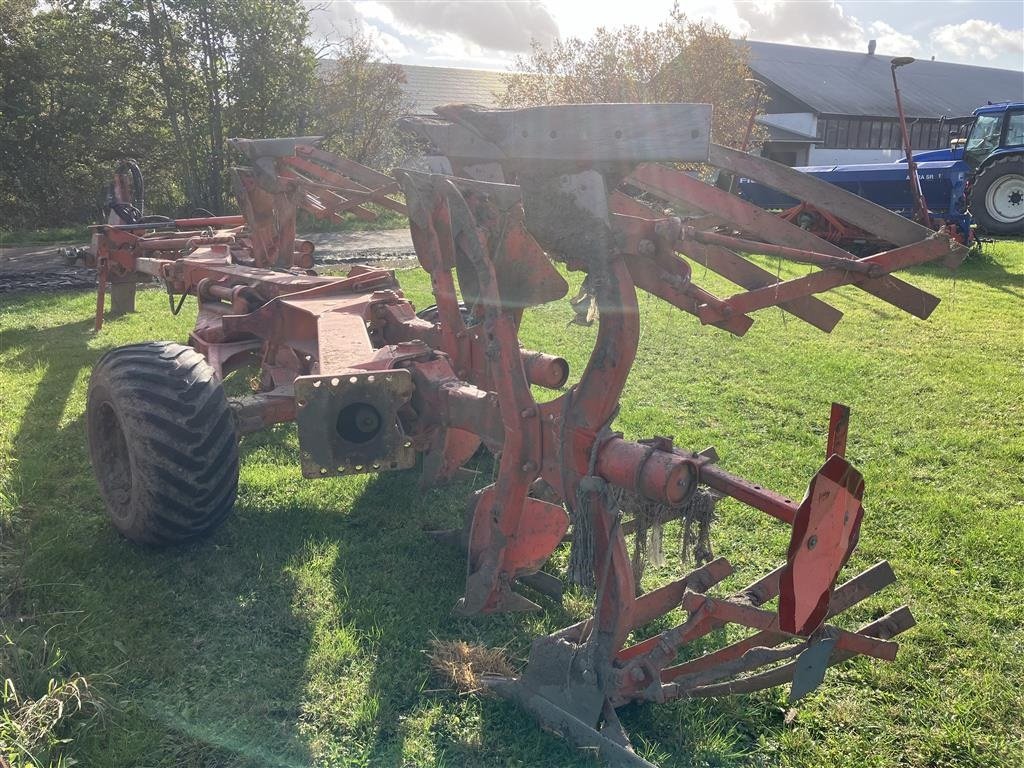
[{"xmin": 83, "ymin": 103, "xmax": 964, "ymax": 766}]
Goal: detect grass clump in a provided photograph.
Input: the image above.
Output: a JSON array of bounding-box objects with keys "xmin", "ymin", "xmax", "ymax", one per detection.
[
  {"xmin": 0, "ymin": 629, "xmax": 105, "ymax": 768},
  {"xmin": 296, "ymin": 205, "xmax": 408, "ymax": 234},
  {"xmin": 427, "ymin": 638, "xmax": 514, "ymax": 695},
  {"xmin": 0, "ymin": 228, "xmax": 93, "ymax": 247}
]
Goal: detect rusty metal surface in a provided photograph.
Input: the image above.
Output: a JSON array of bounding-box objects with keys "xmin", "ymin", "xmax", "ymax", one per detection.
[
  {"xmin": 83, "ymin": 108, "xmax": 961, "ymax": 766},
  {"xmin": 296, "ymin": 370, "xmax": 416, "ymax": 477}
]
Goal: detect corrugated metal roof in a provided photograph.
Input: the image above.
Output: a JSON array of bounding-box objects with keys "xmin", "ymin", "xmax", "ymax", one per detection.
[
  {"xmin": 398, "ymin": 65, "xmax": 510, "ymax": 112},
  {"xmin": 315, "ymin": 61, "xmax": 515, "ymax": 113},
  {"xmin": 742, "ymin": 40, "xmax": 1024, "ymax": 119}
]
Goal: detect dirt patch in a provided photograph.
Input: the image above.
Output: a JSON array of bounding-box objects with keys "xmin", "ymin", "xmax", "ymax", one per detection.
[
  {"xmin": 0, "ymin": 268, "xmax": 98, "ymax": 294},
  {"xmin": 0, "ymin": 229, "xmax": 418, "ymax": 295}
]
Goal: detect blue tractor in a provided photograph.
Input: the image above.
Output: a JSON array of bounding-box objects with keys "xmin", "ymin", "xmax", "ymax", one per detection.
[
  {"xmin": 913, "ymin": 102, "xmax": 1023, "ymax": 236},
  {"xmin": 738, "ymin": 101, "xmax": 1024, "ymax": 243}
]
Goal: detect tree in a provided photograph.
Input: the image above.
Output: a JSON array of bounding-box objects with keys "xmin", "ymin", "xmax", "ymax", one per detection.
[
  {"xmin": 132, "ymin": 0, "xmax": 317, "ymax": 213},
  {"xmin": 0, "ymin": 1, "xmax": 174, "ymax": 229},
  {"xmin": 313, "ymin": 30, "xmax": 413, "ymax": 169},
  {"xmin": 500, "ymin": 5, "xmax": 765, "ymax": 151},
  {"xmin": 0, "ymin": 0, "xmax": 319, "ymax": 228}
]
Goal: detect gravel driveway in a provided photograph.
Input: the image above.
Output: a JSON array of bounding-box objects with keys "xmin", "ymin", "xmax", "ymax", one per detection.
[{"xmin": 0, "ymin": 229, "xmax": 416, "ymax": 294}]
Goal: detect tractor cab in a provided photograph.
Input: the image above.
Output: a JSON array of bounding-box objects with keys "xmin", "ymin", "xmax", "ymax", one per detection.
[{"xmin": 963, "ymin": 102, "xmax": 1024, "ymax": 169}]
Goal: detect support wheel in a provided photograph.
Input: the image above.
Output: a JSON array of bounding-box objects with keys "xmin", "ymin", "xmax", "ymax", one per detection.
[
  {"xmin": 87, "ymin": 342, "xmax": 239, "ymax": 545},
  {"xmin": 970, "ymin": 155, "xmax": 1024, "ymax": 235}
]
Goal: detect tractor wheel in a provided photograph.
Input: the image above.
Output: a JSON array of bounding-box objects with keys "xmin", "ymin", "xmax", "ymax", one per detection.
[
  {"xmin": 970, "ymin": 155, "xmax": 1024, "ymax": 235},
  {"xmin": 86, "ymin": 342, "xmax": 239, "ymax": 545}
]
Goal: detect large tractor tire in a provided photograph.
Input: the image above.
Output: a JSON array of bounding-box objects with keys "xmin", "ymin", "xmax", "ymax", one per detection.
[
  {"xmin": 86, "ymin": 342, "xmax": 239, "ymax": 545},
  {"xmin": 970, "ymin": 154, "xmax": 1024, "ymax": 235}
]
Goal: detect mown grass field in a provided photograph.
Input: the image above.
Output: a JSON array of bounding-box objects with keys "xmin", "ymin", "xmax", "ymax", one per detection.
[{"xmin": 1, "ymin": 240, "xmax": 1021, "ymax": 767}]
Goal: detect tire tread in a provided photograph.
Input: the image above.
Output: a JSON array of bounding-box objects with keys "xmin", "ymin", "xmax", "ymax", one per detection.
[{"xmin": 87, "ymin": 341, "xmax": 239, "ymax": 545}]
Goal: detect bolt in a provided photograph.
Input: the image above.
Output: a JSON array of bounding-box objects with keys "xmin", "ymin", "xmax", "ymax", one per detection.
[
  {"xmin": 521, "ymin": 461, "xmax": 538, "ymax": 474},
  {"xmin": 520, "ymin": 407, "xmax": 536, "ymax": 418},
  {"xmin": 807, "ymin": 535, "xmax": 818, "ymax": 550}
]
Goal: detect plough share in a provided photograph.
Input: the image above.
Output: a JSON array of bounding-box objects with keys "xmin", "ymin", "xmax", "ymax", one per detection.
[{"xmin": 83, "ymin": 103, "xmax": 964, "ymax": 766}]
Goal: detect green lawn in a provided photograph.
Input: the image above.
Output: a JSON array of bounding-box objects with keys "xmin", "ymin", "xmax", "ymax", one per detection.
[{"xmin": 1, "ymin": 240, "xmax": 1022, "ymax": 767}]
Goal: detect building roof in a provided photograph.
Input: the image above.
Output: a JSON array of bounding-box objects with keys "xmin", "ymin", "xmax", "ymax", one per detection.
[
  {"xmin": 315, "ymin": 60, "xmax": 515, "ymax": 113},
  {"xmin": 398, "ymin": 65, "xmax": 510, "ymax": 112},
  {"xmin": 741, "ymin": 40, "xmax": 1024, "ymax": 119}
]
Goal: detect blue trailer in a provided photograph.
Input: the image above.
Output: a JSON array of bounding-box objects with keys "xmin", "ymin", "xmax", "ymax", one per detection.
[
  {"xmin": 738, "ymin": 102, "xmax": 1024, "ymax": 242},
  {"xmin": 737, "ymin": 159, "xmax": 972, "ymax": 245}
]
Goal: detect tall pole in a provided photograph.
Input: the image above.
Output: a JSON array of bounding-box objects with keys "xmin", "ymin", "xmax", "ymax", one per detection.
[{"xmin": 890, "ymin": 57, "xmax": 931, "ymax": 228}]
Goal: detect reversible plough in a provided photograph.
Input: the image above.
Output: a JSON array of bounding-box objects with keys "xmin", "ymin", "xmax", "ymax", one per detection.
[{"xmin": 83, "ymin": 104, "xmax": 964, "ymax": 766}]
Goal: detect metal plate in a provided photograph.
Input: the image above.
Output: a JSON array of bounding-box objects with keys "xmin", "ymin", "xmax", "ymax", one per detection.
[
  {"xmin": 295, "ymin": 369, "xmax": 416, "ymax": 478},
  {"xmin": 789, "ymin": 634, "xmax": 838, "ymax": 702},
  {"xmin": 779, "ymin": 455, "xmax": 865, "ymax": 635}
]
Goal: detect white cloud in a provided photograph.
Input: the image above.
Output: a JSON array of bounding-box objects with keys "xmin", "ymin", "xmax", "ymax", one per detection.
[
  {"xmin": 377, "ymin": 1, "xmax": 559, "ymax": 53},
  {"xmin": 304, "ymin": 1, "xmax": 412, "ymax": 60},
  {"xmin": 355, "ymin": 1, "xmax": 398, "ymax": 26},
  {"xmin": 867, "ymin": 21, "xmax": 920, "ymax": 56},
  {"xmin": 371, "ymin": 28, "xmax": 412, "ymax": 59},
  {"xmin": 305, "ymin": 0, "xmax": 361, "ymax": 42},
  {"xmin": 932, "ymin": 19, "xmax": 1024, "ymax": 63},
  {"xmin": 305, "ymin": 1, "xmax": 1023, "ymax": 71},
  {"xmin": 734, "ymin": 0, "xmax": 864, "ymax": 50},
  {"xmin": 418, "ymin": 32, "xmax": 511, "ymax": 69},
  {"xmin": 734, "ymin": 1, "xmax": 946, "ymax": 57}
]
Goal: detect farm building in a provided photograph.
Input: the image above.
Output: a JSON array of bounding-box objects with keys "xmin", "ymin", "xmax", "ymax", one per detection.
[
  {"xmin": 397, "ymin": 64, "xmax": 509, "ymax": 112},
  {"xmin": 323, "ymin": 41, "xmax": 1023, "ymax": 167},
  {"xmin": 744, "ymin": 39, "xmax": 1024, "ymax": 166}
]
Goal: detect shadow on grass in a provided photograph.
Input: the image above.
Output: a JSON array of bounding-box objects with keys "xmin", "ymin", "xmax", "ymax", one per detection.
[
  {"xmin": 913, "ymin": 242, "xmax": 1024, "ymax": 298},
  {"xmin": 3, "ymin": 309, "xmax": 782, "ymax": 768},
  {"xmin": 288, "ymin": 466, "xmax": 782, "ymax": 767},
  {"xmin": 5, "ymin": 316, "xmax": 106, "ymax": 509}
]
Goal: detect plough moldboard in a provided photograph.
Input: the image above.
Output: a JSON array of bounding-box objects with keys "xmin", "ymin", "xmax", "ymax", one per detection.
[{"xmin": 83, "ymin": 103, "xmax": 964, "ymax": 766}]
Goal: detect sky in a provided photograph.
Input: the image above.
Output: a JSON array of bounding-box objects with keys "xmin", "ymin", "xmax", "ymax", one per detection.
[{"xmin": 305, "ymin": 0, "xmax": 1024, "ymax": 72}]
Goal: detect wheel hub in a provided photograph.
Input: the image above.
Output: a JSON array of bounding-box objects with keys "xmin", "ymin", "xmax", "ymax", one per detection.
[{"xmin": 986, "ymin": 172, "xmax": 1024, "ymax": 224}]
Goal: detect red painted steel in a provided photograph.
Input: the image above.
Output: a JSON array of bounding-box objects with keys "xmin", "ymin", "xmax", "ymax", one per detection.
[
  {"xmin": 85, "ymin": 117, "xmax": 958, "ymax": 765},
  {"xmin": 827, "ymin": 402, "xmax": 850, "ymax": 458}
]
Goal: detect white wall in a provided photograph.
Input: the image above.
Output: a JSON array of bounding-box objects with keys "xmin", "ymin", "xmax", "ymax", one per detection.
[
  {"xmin": 759, "ymin": 112, "xmax": 818, "ymax": 137},
  {"xmin": 807, "ymin": 147, "xmax": 904, "ymax": 166}
]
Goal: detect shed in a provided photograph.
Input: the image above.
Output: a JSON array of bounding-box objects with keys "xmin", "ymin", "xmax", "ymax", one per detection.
[{"xmin": 741, "ymin": 39, "xmax": 1024, "ymax": 165}]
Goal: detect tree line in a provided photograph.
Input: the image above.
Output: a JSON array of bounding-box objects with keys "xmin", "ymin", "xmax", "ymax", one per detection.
[
  {"xmin": 501, "ymin": 6, "xmax": 764, "ymax": 153},
  {"xmin": 1, "ymin": 1, "xmax": 760, "ymax": 233},
  {"xmin": 0, "ymin": 0, "xmax": 410, "ymax": 231}
]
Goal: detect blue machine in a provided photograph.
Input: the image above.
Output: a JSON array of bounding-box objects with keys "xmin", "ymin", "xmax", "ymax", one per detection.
[
  {"xmin": 910, "ymin": 102, "xmax": 1023, "ymax": 235},
  {"xmin": 738, "ymin": 102, "xmax": 1024, "ymax": 241},
  {"xmin": 737, "ymin": 159, "xmax": 972, "ymax": 244}
]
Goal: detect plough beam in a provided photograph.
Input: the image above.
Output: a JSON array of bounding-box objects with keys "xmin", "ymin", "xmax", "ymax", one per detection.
[{"xmin": 82, "ymin": 102, "xmax": 960, "ymax": 766}]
